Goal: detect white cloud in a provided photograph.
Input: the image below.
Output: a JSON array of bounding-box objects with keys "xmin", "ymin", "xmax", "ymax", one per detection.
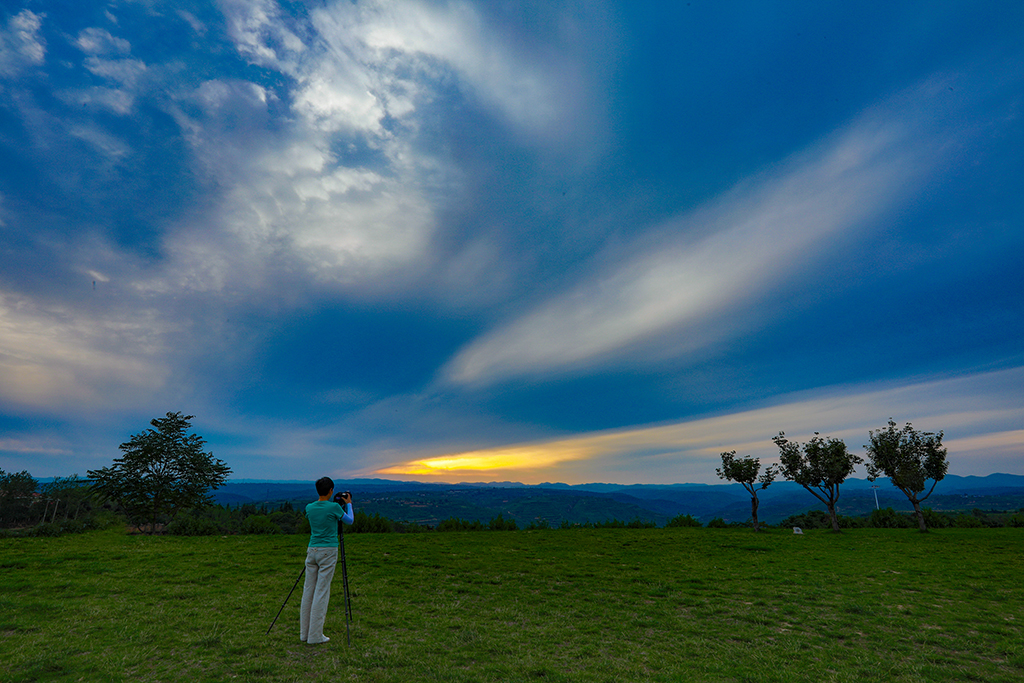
[
  {"xmin": 68, "ymin": 124, "xmax": 130, "ymax": 158},
  {"xmin": 218, "ymin": 0, "xmax": 306, "ymax": 72},
  {"xmin": 75, "ymin": 27, "xmax": 130, "ymax": 55},
  {"xmin": 313, "ymin": 0, "xmax": 565, "ymax": 132},
  {"xmin": 0, "ymin": 291, "xmax": 172, "ymax": 413},
  {"xmin": 62, "ymin": 26, "xmax": 146, "ymax": 114},
  {"xmin": 0, "ymin": 437, "xmax": 70, "ymax": 456},
  {"xmin": 57, "ymin": 86, "xmax": 135, "ymax": 115},
  {"xmin": 0, "ymin": 9, "xmax": 45, "ymax": 77},
  {"xmin": 177, "ymin": 10, "xmax": 207, "ymax": 36},
  {"xmin": 83, "ymin": 55, "xmax": 146, "ymax": 87},
  {"xmin": 172, "ymin": 0, "xmax": 589, "ymax": 294},
  {"xmin": 444, "ymin": 94, "xmax": 945, "ymax": 386}
]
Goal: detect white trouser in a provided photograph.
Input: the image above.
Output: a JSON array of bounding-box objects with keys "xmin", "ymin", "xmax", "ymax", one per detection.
[{"xmin": 299, "ymin": 546, "xmax": 338, "ymax": 643}]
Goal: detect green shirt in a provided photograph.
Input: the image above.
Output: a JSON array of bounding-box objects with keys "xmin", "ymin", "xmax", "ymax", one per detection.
[{"xmin": 305, "ymin": 500, "xmax": 350, "ymax": 547}]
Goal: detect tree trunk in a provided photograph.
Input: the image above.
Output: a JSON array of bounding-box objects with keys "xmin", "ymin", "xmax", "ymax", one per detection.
[
  {"xmin": 750, "ymin": 495, "xmax": 760, "ymax": 532},
  {"xmin": 827, "ymin": 504, "xmax": 840, "ymax": 533},
  {"xmin": 912, "ymin": 499, "xmax": 928, "ymax": 532}
]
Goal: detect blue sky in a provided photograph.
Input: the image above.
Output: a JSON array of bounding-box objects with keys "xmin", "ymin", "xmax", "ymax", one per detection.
[{"xmin": 1, "ymin": 1, "xmax": 1021, "ymax": 485}]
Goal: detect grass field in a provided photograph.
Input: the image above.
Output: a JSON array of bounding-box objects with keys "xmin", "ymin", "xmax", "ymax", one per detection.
[{"xmin": 2, "ymin": 527, "xmax": 1021, "ymax": 682}]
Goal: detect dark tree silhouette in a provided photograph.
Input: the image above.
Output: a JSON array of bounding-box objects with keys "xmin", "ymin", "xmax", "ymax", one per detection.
[
  {"xmin": 865, "ymin": 419, "xmax": 948, "ymax": 533},
  {"xmin": 716, "ymin": 451, "xmax": 779, "ymax": 532},
  {"xmin": 88, "ymin": 412, "xmax": 231, "ymax": 533},
  {"xmin": 773, "ymin": 432, "xmax": 861, "ymax": 533}
]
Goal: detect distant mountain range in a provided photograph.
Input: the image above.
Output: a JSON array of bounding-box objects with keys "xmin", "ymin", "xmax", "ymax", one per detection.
[{"xmin": 214, "ymin": 474, "xmax": 1024, "ymax": 526}]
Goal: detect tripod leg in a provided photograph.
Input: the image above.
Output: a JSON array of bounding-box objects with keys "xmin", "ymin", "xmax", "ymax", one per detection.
[
  {"xmin": 267, "ymin": 566, "xmax": 305, "ymax": 635},
  {"xmin": 340, "ymin": 533, "xmax": 351, "ymax": 645}
]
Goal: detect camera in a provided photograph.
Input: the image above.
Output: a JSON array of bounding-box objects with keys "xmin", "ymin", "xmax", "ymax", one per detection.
[{"xmin": 333, "ymin": 491, "xmax": 351, "ymax": 504}]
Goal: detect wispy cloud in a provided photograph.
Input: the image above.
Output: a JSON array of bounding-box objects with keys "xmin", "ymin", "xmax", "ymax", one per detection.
[
  {"xmin": 161, "ymin": 0, "xmax": 584, "ymax": 295},
  {"xmin": 0, "ymin": 291, "xmax": 172, "ymax": 412},
  {"xmin": 378, "ymin": 367, "xmax": 1024, "ymax": 484},
  {"xmin": 0, "ymin": 437, "xmax": 70, "ymax": 456},
  {"xmin": 443, "ymin": 87, "xmax": 956, "ymax": 386},
  {"xmin": 0, "ymin": 10, "xmax": 45, "ymax": 77}
]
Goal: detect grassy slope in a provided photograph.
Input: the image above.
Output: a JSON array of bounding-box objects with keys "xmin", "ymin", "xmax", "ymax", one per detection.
[{"xmin": 1, "ymin": 528, "xmax": 1021, "ymax": 682}]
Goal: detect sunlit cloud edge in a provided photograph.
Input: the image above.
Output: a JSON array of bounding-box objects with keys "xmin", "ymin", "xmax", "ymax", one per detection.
[{"xmin": 373, "ymin": 366, "xmax": 1024, "ymax": 484}]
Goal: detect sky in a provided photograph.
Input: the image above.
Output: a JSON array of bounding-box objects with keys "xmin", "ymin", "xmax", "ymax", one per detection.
[{"xmin": 1, "ymin": 1, "xmax": 1022, "ymax": 486}]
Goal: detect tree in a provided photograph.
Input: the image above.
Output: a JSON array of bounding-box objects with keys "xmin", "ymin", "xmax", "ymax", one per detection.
[
  {"xmin": 0, "ymin": 468, "xmax": 38, "ymax": 528},
  {"xmin": 39, "ymin": 475, "xmax": 92, "ymax": 525},
  {"xmin": 864, "ymin": 419, "xmax": 948, "ymax": 533},
  {"xmin": 772, "ymin": 432, "xmax": 862, "ymax": 533},
  {"xmin": 87, "ymin": 412, "xmax": 231, "ymax": 533},
  {"xmin": 716, "ymin": 451, "xmax": 779, "ymax": 532}
]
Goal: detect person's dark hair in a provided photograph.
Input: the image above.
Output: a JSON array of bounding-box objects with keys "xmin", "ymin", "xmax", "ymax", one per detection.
[{"xmin": 315, "ymin": 477, "xmax": 334, "ymax": 497}]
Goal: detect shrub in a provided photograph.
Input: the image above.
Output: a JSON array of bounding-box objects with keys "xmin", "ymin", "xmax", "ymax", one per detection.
[
  {"xmin": 921, "ymin": 508, "xmax": 952, "ymax": 529},
  {"xmin": 589, "ymin": 519, "xmax": 625, "ymax": 528},
  {"xmin": 488, "ymin": 514, "xmax": 518, "ymax": 531},
  {"xmin": 437, "ymin": 517, "xmax": 484, "ymax": 532},
  {"xmin": 970, "ymin": 509, "xmax": 1003, "ymax": 528},
  {"xmin": 29, "ymin": 522, "xmax": 65, "ymax": 537},
  {"xmin": 241, "ymin": 514, "xmax": 281, "ymax": 534},
  {"xmin": 707, "ymin": 517, "xmax": 728, "ymax": 528},
  {"xmin": 780, "ymin": 510, "xmax": 831, "ymax": 529},
  {"xmin": 627, "ymin": 517, "xmax": 656, "ymax": 529},
  {"xmin": 954, "ymin": 514, "xmax": 983, "ymax": 528},
  {"xmin": 88, "ymin": 510, "xmax": 124, "ymax": 531},
  {"xmin": 268, "ymin": 511, "xmax": 300, "ymax": 534},
  {"xmin": 870, "ymin": 507, "xmax": 915, "ymax": 529},
  {"xmin": 843, "ymin": 515, "xmax": 870, "ymax": 528},
  {"xmin": 526, "ymin": 519, "xmax": 551, "ymax": 530},
  {"xmin": 350, "ymin": 511, "xmax": 394, "ymax": 533},
  {"xmin": 666, "ymin": 514, "xmax": 702, "ymax": 528},
  {"xmin": 1006, "ymin": 513, "xmax": 1024, "ymax": 528}
]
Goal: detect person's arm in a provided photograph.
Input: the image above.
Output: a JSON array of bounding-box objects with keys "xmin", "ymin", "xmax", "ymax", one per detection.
[{"xmin": 337, "ymin": 492, "xmax": 354, "ymax": 525}]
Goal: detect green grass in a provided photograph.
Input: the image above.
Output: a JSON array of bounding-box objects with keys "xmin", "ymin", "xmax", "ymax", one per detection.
[{"xmin": 1, "ymin": 528, "xmax": 1021, "ymax": 682}]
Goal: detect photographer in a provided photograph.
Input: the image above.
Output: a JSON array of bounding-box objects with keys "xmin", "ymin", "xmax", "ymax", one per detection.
[{"xmin": 299, "ymin": 477, "xmax": 353, "ymax": 645}]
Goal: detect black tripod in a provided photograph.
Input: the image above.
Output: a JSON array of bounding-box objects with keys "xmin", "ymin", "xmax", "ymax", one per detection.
[
  {"xmin": 338, "ymin": 518, "xmax": 352, "ymax": 646},
  {"xmin": 266, "ymin": 565, "xmax": 303, "ymax": 636},
  {"xmin": 266, "ymin": 515, "xmax": 353, "ymax": 643}
]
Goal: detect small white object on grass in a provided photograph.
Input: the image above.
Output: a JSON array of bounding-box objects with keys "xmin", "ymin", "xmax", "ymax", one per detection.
[{"xmin": 793, "ymin": 527, "xmax": 803, "ymax": 534}]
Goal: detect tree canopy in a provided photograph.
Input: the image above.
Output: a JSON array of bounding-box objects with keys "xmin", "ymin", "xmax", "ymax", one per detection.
[
  {"xmin": 0, "ymin": 468, "xmax": 38, "ymax": 527},
  {"xmin": 87, "ymin": 412, "xmax": 231, "ymax": 533},
  {"xmin": 865, "ymin": 419, "xmax": 948, "ymax": 532},
  {"xmin": 772, "ymin": 432, "xmax": 861, "ymax": 533},
  {"xmin": 716, "ymin": 451, "xmax": 778, "ymax": 532}
]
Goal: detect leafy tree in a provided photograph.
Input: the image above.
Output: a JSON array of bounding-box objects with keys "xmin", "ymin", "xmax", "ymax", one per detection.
[
  {"xmin": 772, "ymin": 432, "xmax": 862, "ymax": 533},
  {"xmin": 0, "ymin": 468, "xmax": 38, "ymax": 527},
  {"xmin": 665, "ymin": 513, "xmax": 702, "ymax": 528},
  {"xmin": 864, "ymin": 419, "xmax": 948, "ymax": 533},
  {"xmin": 488, "ymin": 513, "xmax": 518, "ymax": 531},
  {"xmin": 87, "ymin": 412, "xmax": 231, "ymax": 533},
  {"xmin": 39, "ymin": 475, "xmax": 92, "ymax": 525},
  {"xmin": 870, "ymin": 507, "xmax": 915, "ymax": 529},
  {"xmin": 716, "ymin": 451, "xmax": 779, "ymax": 532}
]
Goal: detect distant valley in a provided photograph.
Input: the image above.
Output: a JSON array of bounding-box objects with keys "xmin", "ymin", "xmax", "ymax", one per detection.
[{"xmin": 213, "ymin": 474, "xmax": 1024, "ymax": 527}]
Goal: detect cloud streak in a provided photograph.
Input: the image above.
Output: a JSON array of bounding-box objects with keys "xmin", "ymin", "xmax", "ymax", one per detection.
[
  {"xmin": 0, "ymin": 292, "xmax": 172, "ymax": 412},
  {"xmin": 380, "ymin": 366, "xmax": 1024, "ymax": 484},
  {"xmin": 443, "ymin": 86, "xmax": 954, "ymax": 386}
]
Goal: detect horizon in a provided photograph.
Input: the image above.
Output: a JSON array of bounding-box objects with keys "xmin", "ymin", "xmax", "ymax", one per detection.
[
  {"xmin": 1, "ymin": 2, "xmax": 1022, "ymax": 485},
  {"xmin": 27, "ymin": 471, "xmax": 1024, "ymax": 490}
]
